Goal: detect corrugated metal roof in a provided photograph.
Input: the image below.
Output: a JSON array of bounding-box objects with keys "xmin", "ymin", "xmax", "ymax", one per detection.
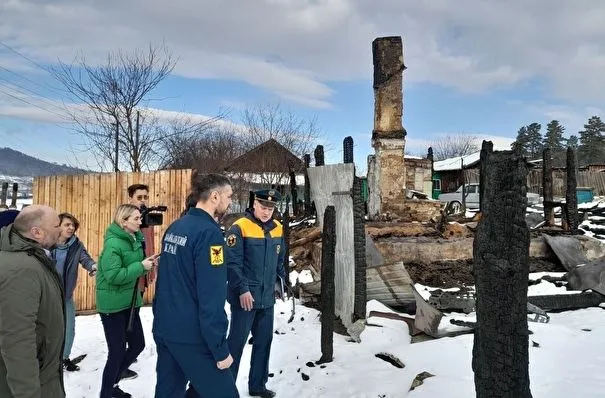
[{"xmin": 433, "ymin": 151, "xmax": 481, "ymax": 171}]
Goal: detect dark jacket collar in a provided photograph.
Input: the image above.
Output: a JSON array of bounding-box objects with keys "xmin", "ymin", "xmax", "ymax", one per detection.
[{"xmin": 187, "ymin": 207, "xmax": 220, "ymax": 225}]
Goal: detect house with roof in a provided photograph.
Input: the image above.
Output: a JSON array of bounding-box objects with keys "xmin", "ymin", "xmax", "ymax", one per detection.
[
  {"xmin": 431, "ymin": 151, "xmax": 481, "ymax": 199},
  {"xmin": 223, "ymin": 138, "xmax": 305, "ymax": 211}
]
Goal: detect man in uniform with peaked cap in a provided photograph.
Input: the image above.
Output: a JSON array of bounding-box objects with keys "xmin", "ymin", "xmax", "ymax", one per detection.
[{"xmin": 225, "ymin": 189, "xmax": 286, "ymax": 398}]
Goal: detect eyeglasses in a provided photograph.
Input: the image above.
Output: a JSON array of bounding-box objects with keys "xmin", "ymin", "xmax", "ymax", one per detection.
[{"xmin": 136, "ymin": 195, "xmax": 149, "ymax": 200}]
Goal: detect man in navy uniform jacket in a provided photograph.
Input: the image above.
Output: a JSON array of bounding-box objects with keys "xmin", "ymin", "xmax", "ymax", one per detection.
[
  {"xmin": 152, "ymin": 173, "xmax": 239, "ymax": 398},
  {"xmin": 226, "ymin": 189, "xmax": 286, "ymax": 398}
]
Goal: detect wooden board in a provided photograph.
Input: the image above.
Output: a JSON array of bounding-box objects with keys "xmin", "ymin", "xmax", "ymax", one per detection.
[
  {"xmin": 298, "ymin": 261, "xmax": 416, "ymax": 309},
  {"xmin": 543, "ymin": 234, "xmax": 589, "ymax": 271},
  {"xmin": 366, "ymin": 261, "xmax": 415, "ymax": 307}
]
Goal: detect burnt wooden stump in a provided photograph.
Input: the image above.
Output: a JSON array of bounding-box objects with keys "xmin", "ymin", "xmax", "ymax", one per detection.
[
  {"xmin": 566, "ymin": 147, "xmax": 579, "ymax": 233},
  {"xmin": 282, "ymin": 200, "xmax": 291, "ymax": 287},
  {"xmin": 289, "ymin": 170, "xmax": 298, "ymax": 216},
  {"xmin": 472, "ymin": 141, "xmax": 533, "ymax": 398},
  {"xmin": 314, "ymin": 145, "xmax": 325, "ymax": 166},
  {"xmin": 318, "ymin": 205, "xmax": 336, "ymax": 364},
  {"xmin": 344, "ymin": 136, "xmax": 354, "ymax": 164},
  {"xmin": 352, "ymin": 176, "xmax": 367, "ymax": 322},
  {"xmin": 542, "ymin": 148, "xmax": 554, "ymax": 225},
  {"xmin": 304, "ymin": 154, "xmax": 312, "ymax": 217}
]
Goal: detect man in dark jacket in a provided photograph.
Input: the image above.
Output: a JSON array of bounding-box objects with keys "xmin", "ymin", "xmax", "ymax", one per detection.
[
  {"xmin": 226, "ymin": 189, "xmax": 286, "ymax": 398},
  {"xmin": 152, "ymin": 173, "xmax": 239, "ymax": 398},
  {"xmin": 0, "ymin": 205, "xmax": 65, "ymax": 398}
]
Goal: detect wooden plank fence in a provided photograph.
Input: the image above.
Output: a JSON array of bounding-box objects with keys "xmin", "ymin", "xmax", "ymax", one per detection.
[
  {"xmin": 527, "ymin": 170, "xmax": 605, "ymax": 196},
  {"xmin": 33, "ymin": 169, "xmax": 192, "ymax": 312}
]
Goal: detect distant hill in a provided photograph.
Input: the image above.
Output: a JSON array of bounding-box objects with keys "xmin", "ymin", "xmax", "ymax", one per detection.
[{"xmin": 0, "ymin": 147, "xmax": 89, "ymax": 177}]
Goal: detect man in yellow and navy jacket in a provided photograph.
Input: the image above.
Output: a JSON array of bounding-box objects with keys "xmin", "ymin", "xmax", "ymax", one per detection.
[{"xmin": 226, "ymin": 189, "xmax": 286, "ymax": 398}]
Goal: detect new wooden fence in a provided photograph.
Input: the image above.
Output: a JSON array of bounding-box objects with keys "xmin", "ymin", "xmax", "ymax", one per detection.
[{"xmin": 33, "ymin": 169, "xmax": 193, "ymax": 313}]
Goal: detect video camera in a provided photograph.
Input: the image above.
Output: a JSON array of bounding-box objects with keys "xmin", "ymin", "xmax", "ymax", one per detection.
[{"xmin": 140, "ymin": 205, "xmax": 168, "ymax": 228}]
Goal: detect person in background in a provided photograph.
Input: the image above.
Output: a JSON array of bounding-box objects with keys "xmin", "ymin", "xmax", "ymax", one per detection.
[
  {"xmin": 0, "ymin": 205, "xmax": 64, "ymax": 398},
  {"xmin": 96, "ymin": 204, "xmax": 157, "ymax": 398},
  {"xmin": 226, "ymin": 189, "xmax": 286, "ymax": 398},
  {"xmin": 126, "ymin": 183, "xmax": 155, "ymax": 366},
  {"xmin": 0, "ymin": 208, "xmax": 19, "ymax": 228},
  {"xmin": 127, "ymin": 183, "xmax": 154, "ymax": 256},
  {"xmin": 180, "ymin": 192, "xmax": 198, "ymax": 218},
  {"xmin": 152, "ymin": 173, "xmax": 239, "ymax": 398},
  {"xmin": 52, "ymin": 212, "xmax": 97, "ymax": 372}
]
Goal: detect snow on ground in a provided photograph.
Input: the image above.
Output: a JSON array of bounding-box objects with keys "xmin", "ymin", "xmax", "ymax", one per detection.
[
  {"xmin": 415, "ymin": 272, "xmax": 577, "ymax": 299},
  {"xmin": 289, "ymin": 269, "xmax": 314, "ymax": 285},
  {"xmin": 65, "ymin": 299, "xmax": 605, "ymax": 397},
  {"xmin": 62, "ymin": 196, "xmax": 605, "ymax": 396}
]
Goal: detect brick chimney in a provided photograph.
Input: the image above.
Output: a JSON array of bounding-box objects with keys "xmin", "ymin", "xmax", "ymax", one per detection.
[{"xmin": 367, "ymin": 36, "xmax": 407, "ymax": 217}]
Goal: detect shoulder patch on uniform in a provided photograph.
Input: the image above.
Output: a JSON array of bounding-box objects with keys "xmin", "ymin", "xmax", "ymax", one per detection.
[
  {"xmin": 210, "ymin": 246, "xmax": 224, "ymax": 266},
  {"xmin": 226, "ymin": 234, "xmax": 237, "ymax": 247}
]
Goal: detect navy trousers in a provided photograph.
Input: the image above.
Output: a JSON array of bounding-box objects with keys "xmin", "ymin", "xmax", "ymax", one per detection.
[
  {"xmin": 99, "ymin": 308, "xmax": 145, "ymax": 398},
  {"xmin": 153, "ymin": 335, "xmax": 239, "ymax": 398},
  {"xmin": 227, "ymin": 306, "xmax": 274, "ymax": 393}
]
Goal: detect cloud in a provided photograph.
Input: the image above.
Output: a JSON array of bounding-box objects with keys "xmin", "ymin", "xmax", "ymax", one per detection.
[
  {"xmin": 0, "ymin": 88, "xmax": 229, "ymax": 129},
  {"xmin": 2, "ymin": 0, "xmax": 605, "ymax": 109}
]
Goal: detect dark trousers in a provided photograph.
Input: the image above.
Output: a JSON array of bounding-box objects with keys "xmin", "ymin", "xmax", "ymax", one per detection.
[
  {"xmin": 227, "ymin": 306, "xmax": 274, "ymax": 393},
  {"xmin": 99, "ymin": 308, "xmax": 145, "ymax": 398},
  {"xmin": 154, "ymin": 335, "xmax": 239, "ymax": 398}
]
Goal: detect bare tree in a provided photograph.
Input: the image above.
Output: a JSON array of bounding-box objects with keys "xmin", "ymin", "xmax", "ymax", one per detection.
[
  {"xmin": 431, "ymin": 133, "xmax": 479, "ymax": 161},
  {"xmin": 241, "ymin": 101, "xmax": 321, "ymax": 157},
  {"xmin": 50, "ymin": 44, "xmax": 220, "ymax": 171},
  {"xmin": 159, "ymin": 123, "xmax": 244, "ymax": 173}
]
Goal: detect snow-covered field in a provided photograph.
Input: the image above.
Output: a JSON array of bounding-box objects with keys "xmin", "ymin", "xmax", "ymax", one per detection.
[{"xmin": 66, "ymin": 297, "xmax": 605, "ymax": 398}]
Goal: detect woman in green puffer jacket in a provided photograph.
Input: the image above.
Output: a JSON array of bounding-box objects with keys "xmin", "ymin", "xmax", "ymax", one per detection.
[{"xmin": 96, "ymin": 204, "xmax": 158, "ymax": 398}]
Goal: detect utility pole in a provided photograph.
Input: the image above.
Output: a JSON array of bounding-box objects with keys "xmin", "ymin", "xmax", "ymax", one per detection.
[
  {"xmin": 113, "ymin": 121, "xmax": 119, "ymax": 172},
  {"xmin": 135, "ymin": 110, "xmax": 140, "ymax": 171}
]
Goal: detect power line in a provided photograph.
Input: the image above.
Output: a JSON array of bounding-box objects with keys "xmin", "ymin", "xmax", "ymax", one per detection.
[
  {"xmin": 0, "ymin": 41, "xmax": 53, "ymax": 76},
  {"xmin": 0, "ymin": 65, "xmax": 66, "ymax": 96},
  {"xmin": 0, "ymin": 79, "xmax": 70, "ymax": 117},
  {"xmin": 0, "ymin": 86, "xmax": 70, "ymax": 122}
]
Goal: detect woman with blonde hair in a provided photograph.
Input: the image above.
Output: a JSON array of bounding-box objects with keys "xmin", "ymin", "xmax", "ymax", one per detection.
[{"xmin": 96, "ymin": 204, "xmax": 158, "ymax": 398}]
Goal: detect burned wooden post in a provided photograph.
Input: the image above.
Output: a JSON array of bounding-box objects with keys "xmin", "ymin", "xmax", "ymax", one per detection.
[
  {"xmin": 304, "ymin": 154, "xmax": 311, "ymax": 216},
  {"xmin": 461, "ymin": 158, "xmax": 467, "ymax": 210},
  {"xmin": 352, "ymin": 176, "xmax": 367, "ymax": 322},
  {"xmin": 343, "ymin": 136, "xmax": 354, "ymax": 164},
  {"xmin": 247, "ymin": 190, "xmax": 255, "ymax": 210},
  {"xmin": 0, "ymin": 182, "xmax": 8, "ymax": 210},
  {"xmin": 543, "ymin": 147, "xmax": 554, "ymax": 226},
  {"xmin": 472, "ymin": 141, "xmax": 532, "ymax": 398},
  {"xmin": 566, "ymin": 147, "xmax": 579, "ymax": 233},
  {"xmin": 289, "ymin": 170, "xmax": 298, "ymax": 216},
  {"xmin": 9, "ymin": 183, "xmax": 17, "ymax": 209},
  {"xmin": 282, "ymin": 199, "xmax": 291, "ymax": 287},
  {"xmin": 314, "ymin": 145, "xmax": 325, "ymax": 167},
  {"xmin": 318, "ymin": 205, "xmax": 336, "ymax": 364}
]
